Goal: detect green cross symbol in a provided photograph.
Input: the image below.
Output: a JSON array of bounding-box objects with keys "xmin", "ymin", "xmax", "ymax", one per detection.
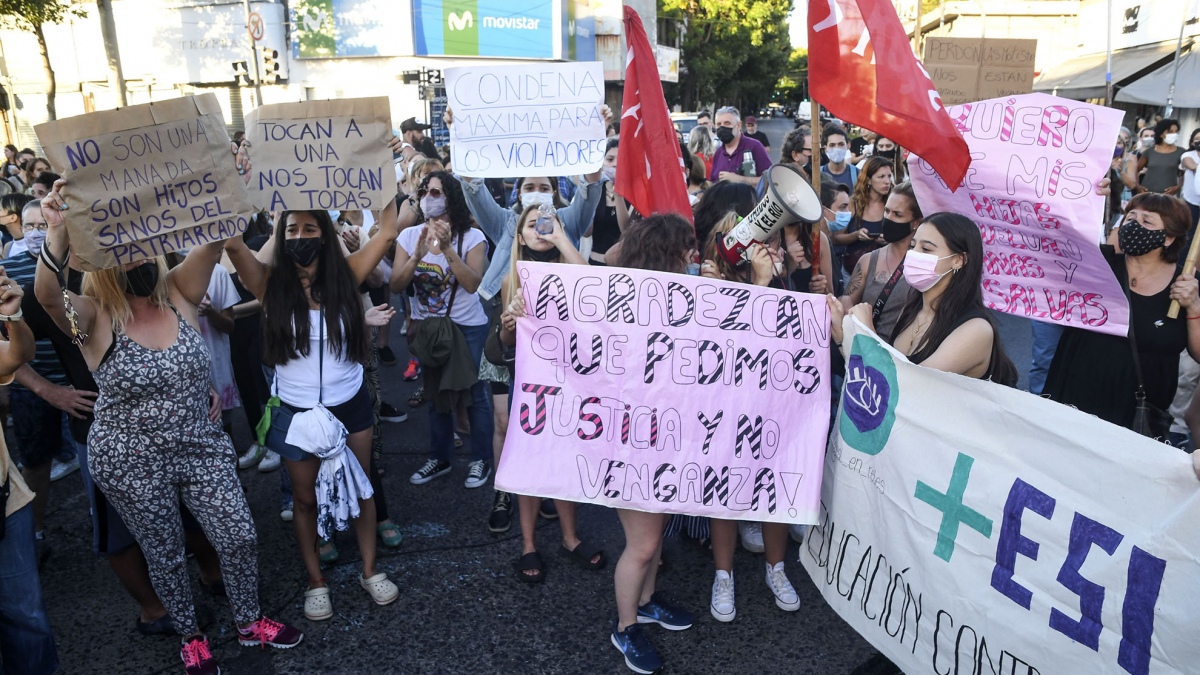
[{"xmin": 914, "ymin": 452, "xmax": 993, "ymax": 562}]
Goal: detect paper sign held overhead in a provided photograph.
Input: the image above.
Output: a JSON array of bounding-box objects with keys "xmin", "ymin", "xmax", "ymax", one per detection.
[
  {"xmin": 244, "ymin": 97, "xmax": 397, "ymax": 213},
  {"xmin": 924, "ymin": 37, "xmax": 1037, "ymax": 105},
  {"xmin": 908, "ymin": 92, "xmax": 1129, "ymax": 336},
  {"xmin": 445, "ymin": 61, "xmax": 607, "ymax": 178},
  {"xmin": 34, "ymin": 94, "xmax": 257, "ymax": 271},
  {"xmin": 495, "ymin": 262, "xmax": 831, "ymax": 522}
]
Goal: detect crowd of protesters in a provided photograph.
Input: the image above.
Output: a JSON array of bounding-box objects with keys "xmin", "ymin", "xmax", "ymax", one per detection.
[{"xmin": 0, "ymin": 104, "xmax": 1198, "ymax": 675}]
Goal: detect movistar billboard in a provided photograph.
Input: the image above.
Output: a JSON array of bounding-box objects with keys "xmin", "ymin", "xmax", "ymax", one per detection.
[{"xmin": 413, "ymin": 0, "xmax": 559, "ymax": 59}]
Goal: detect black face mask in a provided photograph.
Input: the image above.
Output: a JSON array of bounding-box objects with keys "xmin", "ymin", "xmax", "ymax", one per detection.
[
  {"xmin": 715, "ymin": 127, "xmax": 735, "ymax": 145},
  {"xmin": 881, "ymin": 217, "xmax": 913, "ymax": 243},
  {"xmin": 1117, "ymin": 218, "xmax": 1166, "ymax": 257},
  {"xmin": 284, "ymin": 236, "xmax": 322, "ymax": 267},
  {"xmin": 523, "ymin": 245, "xmax": 559, "ymax": 263},
  {"xmin": 876, "ymin": 148, "xmax": 897, "ymax": 160},
  {"xmin": 124, "ymin": 262, "xmax": 159, "ymax": 297}
]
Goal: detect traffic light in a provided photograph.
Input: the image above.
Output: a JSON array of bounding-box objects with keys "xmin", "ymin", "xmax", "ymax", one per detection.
[
  {"xmin": 261, "ymin": 48, "xmax": 281, "ymax": 85},
  {"xmin": 231, "ymin": 61, "xmax": 251, "ymax": 87}
]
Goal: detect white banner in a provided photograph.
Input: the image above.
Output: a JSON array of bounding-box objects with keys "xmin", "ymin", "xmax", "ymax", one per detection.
[
  {"xmin": 803, "ymin": 319, "xmax": 1200, "ymax": 675},
  {"xmin": 446, "ymin": 61, "xmax": 606, "ymax": 178}
]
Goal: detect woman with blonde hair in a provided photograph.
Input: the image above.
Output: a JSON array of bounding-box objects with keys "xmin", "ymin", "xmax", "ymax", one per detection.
[
  {"xmin": 494, "ymin": 204, "xmax": 605, "ymax": 581},
  {"xmin": 687, "ymin": 126, "xmax": 715, "ymax": 179},
  {"xmin": 35, "ymin": 169, "xmax": 303, "ymax": 675}
]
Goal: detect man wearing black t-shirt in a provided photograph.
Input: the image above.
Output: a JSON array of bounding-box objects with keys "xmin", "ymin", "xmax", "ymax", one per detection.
[{"xmin": 744, "ymin": 116, "xmax": 772, "ymax": 154}]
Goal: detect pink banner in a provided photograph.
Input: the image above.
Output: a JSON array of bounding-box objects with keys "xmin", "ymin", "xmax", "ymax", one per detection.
[
  {"xmin": 495, "ymin": 262, "xmax": 832, "ymax": 523},
  {"xmin": 908, "ymin": 93, "xmax": 1129, "ymax": 336}
]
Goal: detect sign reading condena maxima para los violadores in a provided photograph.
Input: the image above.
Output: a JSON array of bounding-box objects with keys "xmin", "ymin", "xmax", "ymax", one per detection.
[
  {"xmin": 244, "ymin": 97, "xmax": 397, "ymax": 213},
  {"xmin": 495, "ymin": 262, "xmax": 832, "ymax": 522},
  {"xmin": 446, "ymin": 61, "xmax": 607, "ymax": 178},
  {"xmin": 34, "ymin": 94, "xmax": 257, "ymax": 271}
]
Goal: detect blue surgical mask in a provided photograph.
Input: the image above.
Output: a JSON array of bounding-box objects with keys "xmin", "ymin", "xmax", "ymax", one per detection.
[{"xmin": 834, "ymin": 211, "xmax": 853, "ymax": 229}]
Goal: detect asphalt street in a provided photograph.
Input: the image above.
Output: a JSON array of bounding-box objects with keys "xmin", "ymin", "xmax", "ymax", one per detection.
[{"xmin": 35, "ymin": 119, "xmax": 1034, "ymax": 674}]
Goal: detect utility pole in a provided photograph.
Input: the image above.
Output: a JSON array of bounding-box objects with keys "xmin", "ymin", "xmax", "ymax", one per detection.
[
  {"xmin": 96, "ymin": 0, "xmax": 127, "ymax": 107},
  {"xmin": 1164, "ymin": 0, "xmax": 1190, "ymax": 116},
  {"xmin": 242, "ymin": 0, "xmax": 263, "ymax": 107},
  {"xmin": 913, "ymin": 0, "xmax": 924, "ymax": 54},
  {"xmin": 1104, "ymin": 0, "xmax": 1113, "ymax": 107}
]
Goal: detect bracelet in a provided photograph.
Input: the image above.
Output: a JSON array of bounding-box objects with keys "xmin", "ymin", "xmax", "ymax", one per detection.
[
  {"xmin": 0, "ymin": 308, "xmax": 23, "ymax": 322},
  {"xmin": 39, "ymin": 244, "xmax": 70, "ymax": 274},
  {"xmin": 1188, "ymin": 315, "xmax": 1200, "ymax": 320}
]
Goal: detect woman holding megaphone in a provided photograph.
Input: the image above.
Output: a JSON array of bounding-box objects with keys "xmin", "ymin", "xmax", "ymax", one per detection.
[{"xmin": 34, "ymin": 144, "xmax": 305, "ymax": 675}]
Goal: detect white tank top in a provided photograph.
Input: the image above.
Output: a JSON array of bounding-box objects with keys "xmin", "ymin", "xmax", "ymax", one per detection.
[{"xmin": 275, "ymin": 309, "xmax": 363, "ymax": 408}]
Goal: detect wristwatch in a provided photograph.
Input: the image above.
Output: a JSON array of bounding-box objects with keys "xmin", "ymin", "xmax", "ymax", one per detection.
[{"xmin": 0, "ymin": 308, "xmax": 23, "ymax": 322}]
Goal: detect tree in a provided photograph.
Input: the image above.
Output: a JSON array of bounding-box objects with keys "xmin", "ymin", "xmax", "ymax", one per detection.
[
  {"xmin": 659, "ymin": 0, "xmax": 793, "ymax": 113},
  {"xmin": 0, "ymin": 0, "xmax": 87, "ymax": 121}
]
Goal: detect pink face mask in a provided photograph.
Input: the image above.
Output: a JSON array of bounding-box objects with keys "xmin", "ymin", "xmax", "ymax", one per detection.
[{"xmin": 903, "ymin": 250, "xmax": 956, "ymax": 292}]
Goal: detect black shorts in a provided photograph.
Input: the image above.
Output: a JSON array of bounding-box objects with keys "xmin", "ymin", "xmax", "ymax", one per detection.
[{"xmin": 279, "ymin": 380, "xmax": 373, "ymax": 461}]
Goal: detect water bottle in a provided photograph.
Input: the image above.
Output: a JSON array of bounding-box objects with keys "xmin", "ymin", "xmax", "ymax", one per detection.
[
  {"xmin": 535, "ymin": 203, "xmax": 557, "ymax": 235},
  {"xmin": 741, "ymin": 151, "xmax": 756, "ymax": 177}
]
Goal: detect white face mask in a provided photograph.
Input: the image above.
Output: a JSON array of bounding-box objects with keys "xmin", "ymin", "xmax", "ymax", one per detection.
[
  {"xmin": 521, "ymin": 191, "xmax": 554, "ymax": 209},
  {"xmin": 1165, "ymin": 133, "xmax": 1179, "ymax": 146},
  {"xmin": 826, "ymin": 147, "xmax": 849, "ymax": 164},
  {"xmin": 601, "ymin": 166, "xmax": 616, "ymax": 183}
]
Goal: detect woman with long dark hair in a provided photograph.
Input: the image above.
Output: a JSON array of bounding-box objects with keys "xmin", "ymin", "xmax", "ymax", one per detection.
[
  {"xmin": 830, "ymin": 212, "xmax": 1018, "ymax": 386},
  {"xmin": 608, "ymin": 214, "xmax": 697, "ymax": 675},
  {"xmin": 226, "ymin": 162, "xmax": 406, "ymax": 621},
  {"xmin": 691, "ymin": 180, "xmax": 758, "ymax": 254},
  {"xmin": 391, "ymin": 171, "xmax": 494, "ymax": 488}
]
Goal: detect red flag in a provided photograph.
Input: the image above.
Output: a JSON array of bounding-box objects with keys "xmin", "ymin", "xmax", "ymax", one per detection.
[
  {"xmin": 808, "ymin": 0, "xmax": 970, "ymax": 188},
  {"xmin": 616, "ymin": 5, "xmax": 693, "ymax": 223}
]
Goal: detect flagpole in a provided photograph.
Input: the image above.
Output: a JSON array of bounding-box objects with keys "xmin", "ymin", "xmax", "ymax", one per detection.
[
  {"xmin": 1104, "ymin": 0, "xmax": 1113, "ymax": 108},
  {"xmin": 810, "ymin": 97, "xmax": 821, "ymax": 197},
  {"xmin": 1165, "ymin": 0, "xmax": 1189, "ymax": 116}
]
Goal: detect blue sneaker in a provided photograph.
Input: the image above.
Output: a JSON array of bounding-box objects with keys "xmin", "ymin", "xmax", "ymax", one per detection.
[
  {"xmin": 610, "ymin": 619, "xmax": 663, "ymax": 674},
  {"xmin": 636, "ymin": 593, "xmax": 693, "ymax": 631}
]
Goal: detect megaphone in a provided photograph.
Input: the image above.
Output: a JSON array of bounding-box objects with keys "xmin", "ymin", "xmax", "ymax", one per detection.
[{"xmin": 717, "ymin": 163, "xmax": 824, "ymax": 266}]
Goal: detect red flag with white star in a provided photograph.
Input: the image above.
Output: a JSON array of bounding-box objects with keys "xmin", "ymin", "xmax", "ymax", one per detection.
[
  {"xmin": 808, "ymin": 0, "xmax": 971, "ymax": 188},
  {"xmin": 616, "ymin": 5, "xmax": 693, "ymax": 223}
]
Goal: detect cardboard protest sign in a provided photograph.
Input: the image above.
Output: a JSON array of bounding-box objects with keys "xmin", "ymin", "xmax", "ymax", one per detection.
[
  {"xmin": 446, "ymin": 62, "xmax": 606, "ymax": 178},
  {"xmin": 244, "ymin": 97, "xmax": 397, "ymax": 212},
  {"xmin": 495, "ymin": 262, "xmax": 831, "ymax": 523},
  {"xmin": 803, "ymin": 318, "xmax": 1200, "ymax": 675},
  {"xmin": 924, "ymin": 37, "xmax": 1036, "ymax": 105},
  {"xmin": 908, "ymin": 93, "xmax": 1129, "ymax": 336},
  {"xmin": 34, "ymin": 94, "xmax": 255, "ymax": 271}
]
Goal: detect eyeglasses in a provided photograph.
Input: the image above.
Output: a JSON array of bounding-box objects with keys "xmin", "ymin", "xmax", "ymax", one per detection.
[
  {"xmin": 22, "ymin": 221, "xmax": 47, "ymax": 232},
  {"xmin": 417, "ymin": 187, "xmax": 443, "ymax": 199}
]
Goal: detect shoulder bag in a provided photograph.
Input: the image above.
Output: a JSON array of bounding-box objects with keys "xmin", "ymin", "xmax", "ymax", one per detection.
[{"xmin": 1125, "ymin": 287, "xmax": 1172, "ymax": 441}]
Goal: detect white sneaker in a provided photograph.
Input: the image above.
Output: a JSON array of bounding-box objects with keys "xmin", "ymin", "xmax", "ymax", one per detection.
[
  {"xmin": 739, "ymin": 521, "xmax": 765, "ymax": 553},
  {"xmin": 789, "ymin": 524, "xmax": 807, "ymax": 544},
  {"xmin": 50, "ymin": 457, "xmax": 80, "ymax": 482},
  {"xmin": 710, "ymin": 570, "xmax": 736, "ymax": 622},
  {"xmin": 238, "ymin": 444, "xmax": 266, "ymax": 469},
  {"xmin": 257, "ymin": 450, "xmax": 282, "ymax": 473},
  {"xmin": 765, "ymin": 561, "xmax": 801, "ymax": 611},
  {"xmin": 280, "ymin": 501, "xmax": 294, "ymax": 522}
]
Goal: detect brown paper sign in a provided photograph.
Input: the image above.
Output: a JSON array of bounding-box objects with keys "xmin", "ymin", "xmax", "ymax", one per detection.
[
  {"xmin": 244, "ymin": 97, "xmax": 397, "ymax": 212},
  {"xmin": 924, "ymin": 37, "xmax": 1037, "ymax": 105},
  {"xmin": 34, "ymin": 94, "xmax": 255, "ymax": 271}
]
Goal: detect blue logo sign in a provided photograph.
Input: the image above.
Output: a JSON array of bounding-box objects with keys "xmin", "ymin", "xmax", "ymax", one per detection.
[{"xmin": 839, "ymin": 335, "xmax": 899, "ymax": 456}]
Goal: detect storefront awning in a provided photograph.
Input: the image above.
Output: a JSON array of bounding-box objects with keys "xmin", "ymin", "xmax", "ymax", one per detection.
[
  {"xmin": 1033, "ymin": 41, "xmax": 1181, "ymax": 100},
  {"xmin": 1116, "ymin": 44, "xmax": 1200, "ymax": 108}
]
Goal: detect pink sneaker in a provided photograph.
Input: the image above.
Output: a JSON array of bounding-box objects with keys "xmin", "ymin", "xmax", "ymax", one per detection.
[
  {"xmin": 180, "ymin": 636, "xmax": 219, "ymax": 675},
  {"xmin": 403, "ymin": 358, "xmax": 421, "ymax": 381},
  {"xmin": 237, "ymin": 616, "xmax": 304, "ymax": 650}
]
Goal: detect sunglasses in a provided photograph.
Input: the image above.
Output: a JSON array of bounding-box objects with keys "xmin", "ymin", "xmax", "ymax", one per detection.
[{"xmin": 417, "ymin": 187, "xmax": 443, "ymax": 199}]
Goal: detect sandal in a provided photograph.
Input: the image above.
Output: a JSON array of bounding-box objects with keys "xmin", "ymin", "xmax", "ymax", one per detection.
[
  {"xmin": 304, "ymin": 586, "xmax": 333, "ymax": 621},
  {"xmin": 514, "ymin": 551, "xmax": 545, "ymax": 583},
  {"xmin": 359, "ymin": 572, "xmax": 399, "ymax": 606},
  {"xmin": 408, "ymin": 386, "xmax": 425, "ymax": 408},
  {"xmin": 562, "ymin": 540, "xmax": 606, "ymax": 571},
  {"xmin": 318, "ymin": 539, "xmax": 338, "ymax": 563},
  {"xmin": 377, "ymin": 522, "xmax": 403, "ymax": 548}
]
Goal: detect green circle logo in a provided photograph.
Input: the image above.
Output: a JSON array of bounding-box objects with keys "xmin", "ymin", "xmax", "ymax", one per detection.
[{"xmin": 839, "ymin": 335, "xmax": 900, "ymax": 456}]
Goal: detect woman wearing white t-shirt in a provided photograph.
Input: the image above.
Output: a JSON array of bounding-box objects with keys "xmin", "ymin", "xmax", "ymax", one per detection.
[
  {"xmin": 391, "ymin": 171, "xmax": 494, "ymax": 489},
  {"xmin": 1181, "ymin": 128, "xmax": 1200, "ymax": 227}
]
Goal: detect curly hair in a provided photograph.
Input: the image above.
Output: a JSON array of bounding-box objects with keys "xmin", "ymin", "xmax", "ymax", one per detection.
[
  {"xmin": 417, "ymin": 171, "xmax": 475, "ymax": 238},
  {"xmin": 780, "ymin": 128, "xmax": 811, "ymax": 166},
  {"xmin": 851, "ymin": 156, "xmax": 893, "ymax": 220},
  {"xmin": 1153, "ymin": 118, "xmax": 1180, "ymax": 145},
  {"xmin": 617, "ymin": 213, "xmax": 695, "ymax": 274}
]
